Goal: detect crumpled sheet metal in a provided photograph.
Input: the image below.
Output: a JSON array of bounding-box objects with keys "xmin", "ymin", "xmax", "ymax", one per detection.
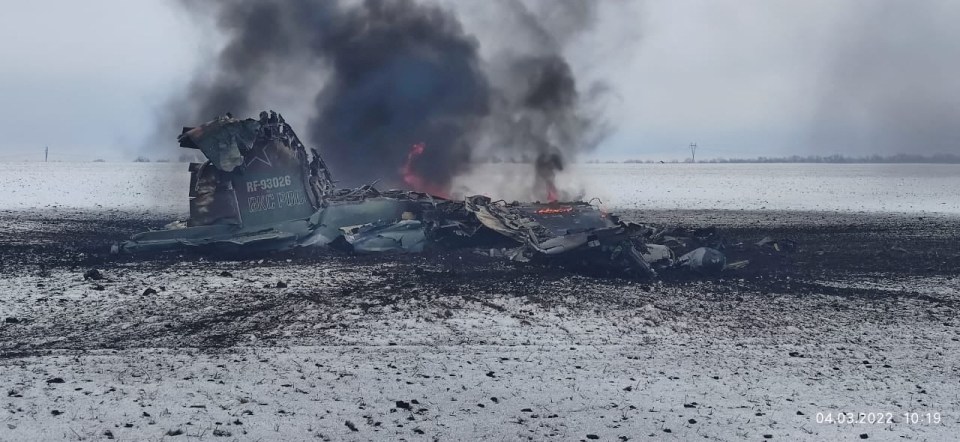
[
  {"xmin": 642, "ymin": 243, "xmax": 675, "ymax": 267},
  {"xmin": 538, "ymin": 232, "xmax": 591, "ymax": 255},
  {"xmin": 465, "ymin": 199, "xmax": 527, "ymax": 243},
  {"xmin": 341, "ymin": 220, "xmax": 427, "ymax": 253},
  {"xmin": 464, "ymin": 196, "xmax": 593, "ymax": 254},
  {"xmin": 117, "ymin": 220, "xmax": 314, "ymax": 254},
  {"xmin": 464, "ymin": 196, "xmax": 656, "ymax": 277},
  {"xmin": 178, "ymin": 115, "xmax": 260, "ymax": 172},
  {"xmin": 120, "ymin": 110, "xmax": 745, "ymax": 279},
  {"xmin": 678, "ymin": 247, "xmax": 726, "ymax": 274}
]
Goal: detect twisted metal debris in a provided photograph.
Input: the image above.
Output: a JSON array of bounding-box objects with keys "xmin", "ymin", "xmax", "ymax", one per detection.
[{"xmin": 120, "ymin": 112, "xmax": 735, "ymax": 278}]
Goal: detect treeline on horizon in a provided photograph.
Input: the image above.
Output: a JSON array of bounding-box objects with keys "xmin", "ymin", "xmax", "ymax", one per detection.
[
  {"xmin": 592, "ymin": 153, "xmax": 960, "ymax": 164},
  {"xmin": 115, "ymin": 152, "xmax": 960, "ymax": 164}
]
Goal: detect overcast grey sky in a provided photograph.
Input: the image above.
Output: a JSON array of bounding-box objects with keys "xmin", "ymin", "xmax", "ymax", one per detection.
[{"xmin": 1, "ymin": 0, "xmax": 957, "ymax": 161}]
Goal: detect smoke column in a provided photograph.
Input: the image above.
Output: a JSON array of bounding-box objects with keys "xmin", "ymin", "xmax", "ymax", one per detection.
[{"xmin": 170, "ymin": 0, "xmax": 607, "ymax": 192}]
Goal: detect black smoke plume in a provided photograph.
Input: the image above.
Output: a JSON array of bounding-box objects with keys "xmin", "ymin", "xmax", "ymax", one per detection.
[{"xmin": 170, "ymin": 0, "xmax": 605, "ymax": 192}]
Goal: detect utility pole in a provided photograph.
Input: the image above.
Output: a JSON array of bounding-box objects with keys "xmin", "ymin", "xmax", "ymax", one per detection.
[
  {"xmin": 688, "ymin": 142, "xmax": 697, "ymax": 163},
  {"xmin": 45, "ymin": 146, "xmax": 48, "ymax": 162}
]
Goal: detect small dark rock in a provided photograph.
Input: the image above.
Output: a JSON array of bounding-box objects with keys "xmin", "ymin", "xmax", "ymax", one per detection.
[
  {"xmin": 688, "ymin": 418, "xmax": 697, "ymax": 424},
  {"xmin": 490, "ymin": 397, "xmax": 499, "ymax": 403},
  {"xmin": 219, "ymin": 271, "xmax": 233, "ymax": 277},
  {"xmin": 587, "ymin": 435, "xmax": 599, "ymax": 440},
  {"xmin": 276, "ymin": 281, "xmax": 287, "ymax": 288},
  {"xmin": 142, "ymin": 288, "xmax": 158, "ymax": 296},
  {"xmin": 683, "ymin": 403, "xmax": 697, "ymax": 408},
  {"xmin": 486, "ymin": 371, "xmax": 495, "ymax": 378},
  {"xmin": 763, "ymin": 435, "xmax": 773, "ymax": 439},
  {"xmin": 51, "ymin": 410, "xmax": 62, "ymax": 416},
  {"xmin": 413, "ymin": 428, "xmax": 425, "ymax": 434},
  {"xmin": 143, "ymin": 412, "xmax": 151, "ymax": 417},
  {"xmin": 46, "ymin": 377, "xmax": 65, "ymax": 384},
  {"xmin": 521, "ymin": 408, "xmax": 533, "ymax": 413},
  {"xmin": 796, "ymin": 411, "xmax": 804, "ymax": 415},
  {"xmin": 166, "ymin": 429, "xmax": 183, "ymax": 436},
  {"xmin": 345, "ymin": 420, "xmax": 358, "ymax": 432},
  {"xmin": 663, "ymin": 428, "xmax": 672, "ymax": 433},
  {"xmin": 4, "ymin": 317, "xmax": 18, "ymax": 324},
  {"xmin": 83, "ymin": 269, "xmax": 103, "ymax": 280},
  {"xmin": 213, "ymin": 428, "xmax": 231, "ymax": 437},
  {"xmin": 859, "ymin": 434, "xmax": 868, "ymax": 439},
  {"xmin": 396, "ymin": 400, "xmax": 411, "ymax": 410},
  {"xmin": 623, "ymin": 385, "xmax": 633, "ymax": 392},
  {"xmin": 104, "ymin": 430, "xmax": 114, "ymax": 440},
  {"xmin": 788, "ymin": 351, "xmax": 802, "ymax": 357}
]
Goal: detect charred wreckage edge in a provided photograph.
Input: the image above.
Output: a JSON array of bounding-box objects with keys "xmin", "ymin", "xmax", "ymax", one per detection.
[{"xmin": 117, "ymin": 111, "xmax": 736, "ymax": 278}]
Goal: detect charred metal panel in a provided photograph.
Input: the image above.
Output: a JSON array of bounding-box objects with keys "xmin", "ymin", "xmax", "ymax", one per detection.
[
  {"xmin": 308, "ymin": 198, "xmax": 411, "ymax": 245},
  {"xmin": 187, "ymin": 162, "xmax": 240, "ymax": 227},
  {"xmin": 231, "ymin": 138, "xmax": 314, "ymax": 228},
  {"xmin": 464, "ymin": 196, "xmax": 656, "ymax": 277},
  {"xmin": 342, "ymin": 220, "xmax": 428, "ymax": 253},
  {"xmin": 178, "ymin": 115, "xmax": 259, "ymax": 172}
]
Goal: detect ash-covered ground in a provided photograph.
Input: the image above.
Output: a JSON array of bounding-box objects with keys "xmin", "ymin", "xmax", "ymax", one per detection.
[{"xmin": 1, "ymin": 207, "xmax": 958, "ymax": 441}]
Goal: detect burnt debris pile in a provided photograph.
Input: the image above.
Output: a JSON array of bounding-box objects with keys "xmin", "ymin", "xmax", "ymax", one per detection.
[{"xmin": 121, "ymin": 112, "xmax": 740, "ymax": 279}]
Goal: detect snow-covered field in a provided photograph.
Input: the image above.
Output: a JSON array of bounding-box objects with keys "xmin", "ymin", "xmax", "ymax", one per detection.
[
  {"xmin": 457, "ymin": 162, "xmax": 960, "ymax": 214},
  {"xmin": 3, "ymin": 256, "xmax": 958, "ymax": 441},
  {"xmin": 3, "ymin": 162, "xmax": 960, "ymax": 214},
  {"xmin": 1, "ymin": 161, "xmax": 959, "ymax": 441},
  {"xmin": 0, "ymin": 162, "xmax": 186, "ymax": 215}
]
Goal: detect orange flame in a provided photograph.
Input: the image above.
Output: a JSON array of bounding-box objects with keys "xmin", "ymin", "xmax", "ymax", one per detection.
[
  {"xmin": 535, "ymin": 206, "xmax": 574, "ymax": 215},
  {"xmin": 402, "ymin": 142, "xmax": 449, "ymax": 198},
  {"xmin": 546, "ymin": 183, "xmax": 558, "ymax": 203}
]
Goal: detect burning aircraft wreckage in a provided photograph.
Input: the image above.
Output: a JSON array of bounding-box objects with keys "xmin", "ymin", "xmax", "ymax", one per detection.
[{"xmin": 118, "ymin": 112, "xmax": 741, "ymax": 278}]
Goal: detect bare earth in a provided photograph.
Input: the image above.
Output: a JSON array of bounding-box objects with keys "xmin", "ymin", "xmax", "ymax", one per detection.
[{"xmin": 1, "ymin": 208, "xmax": 958, "ymax": 441}]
